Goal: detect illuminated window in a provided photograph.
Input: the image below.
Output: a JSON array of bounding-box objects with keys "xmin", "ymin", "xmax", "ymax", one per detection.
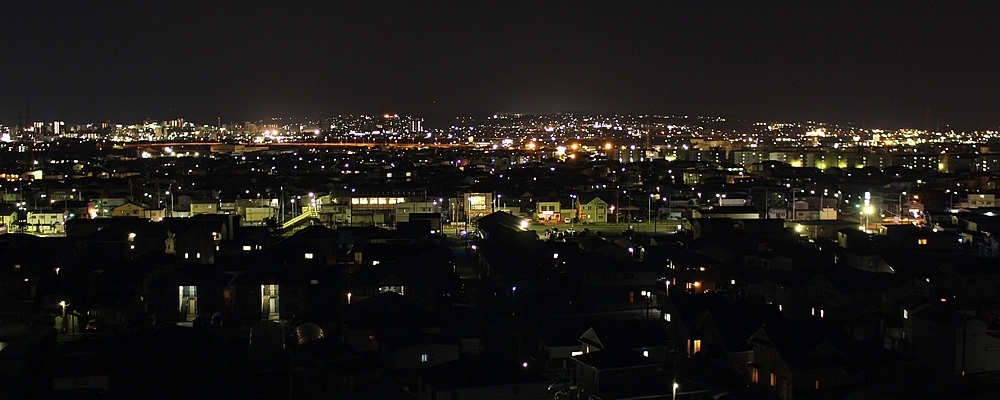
[
  {"xmin": 420, "ymin": 354, "xmax": 429, "ymax": 363},
  {"xmin": 903, "ymin": 309, "xmax": 909, "ymax": 319},
  {"xmin": 663, "ymin": 313, "xmax": 671, "ymax": 322},
  {"xmin": 751, "ymin": 367, "xmax": 759, "ymax": 383},
  {"xmin": 184, "ymin": 253, "xmax": 189, "ymax": 259},
  {"xmin": 643, "ymin": 350, "xmax": 649, "ymax": 357},
  {"xmin": 687, "ymin": 339, "xmax": 701, "ymax": 357},
  {"xmin": 815, "ymin": 380, "xmax": 820, "ymax": 389},
  {"xmin": 770, "ymin": 373, "xmax": 776, "ymax": 386},
  {"xmin": 918, "ymin": 238, "xmax": 928, "ymax": 245},
  {"xmin": 243, "ymin": 245, "xmax": 252, "ymax": 251},
  {"xmin": 304, "ymin": 253, "xmax": 314, "ymax": 260}
]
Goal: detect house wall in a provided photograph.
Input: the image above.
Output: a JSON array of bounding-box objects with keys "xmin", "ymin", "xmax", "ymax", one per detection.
[
  {"xmin": 174, "ymin": 230, "xmax": 215, "ymax": 264},
  {"xmin": 420, "ymin": 382, "xmax": 548, "ymax": 400},
  {"xmin": 113, "ymin": 204, "xmax": 143, "ymax": 217},
  {"xmin": 383, "ymin": 343, "xmax": 458, "ymax": 370},
  {"xmin": 190, "ymin": 202, "xmax": 219, "ymax": 215},
  {"xmin": 750, "ymin": 344, "xmax": 792, "ymax": 399},
  {"xmin": 231, "ymin": 285, "xmax": 262, "ymax": 321}
]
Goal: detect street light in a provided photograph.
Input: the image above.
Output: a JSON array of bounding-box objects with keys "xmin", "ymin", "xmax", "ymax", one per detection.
[
  {"xmin": 899, "ymin": 191, "xmax": 907, "ymax": 219},
  {"xmin": 648, "ymin": 194, "xmax": 653, "ymax": 225},
  {"xmin": 640, "ymin": 290, "xmax": 652, "ymax": 320},
  {"xmin": 863, "ymin": 205, "xmax": 874, "ymax": 232},
  {"xmin": 569, "ymin": 194, "xmax": 577, "ymax": 226},
  {"xmin": 672, "ymin": 382, "xmax": 679, "ymax": 400}
]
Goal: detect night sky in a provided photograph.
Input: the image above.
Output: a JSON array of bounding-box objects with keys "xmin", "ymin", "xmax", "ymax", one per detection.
[{"xmin": 2, "ymin": 1, "xmax": 999, "ymax": 128}]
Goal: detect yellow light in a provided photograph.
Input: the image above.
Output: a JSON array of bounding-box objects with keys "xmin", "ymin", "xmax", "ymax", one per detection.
[
  {"xmin": 604, "ymin": 143, "xmax": 612, "ymax": 150},
  {"xmin": 864, "ymin": 206, "xmax": 874, "ymax": 215}
]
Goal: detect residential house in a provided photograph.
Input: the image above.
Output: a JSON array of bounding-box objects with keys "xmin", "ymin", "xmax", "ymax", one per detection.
[
  {"xmin": 26, "ymin": 211, "xmax": 66, "ymax": 234},
  {"xmin": 375, "ymin": 329, "xmax": 461, "ymax": 370},
  {"xmin": 415, "ymin": 356, "xmax": 549, "ymax": 400},
  {"xmin": 229, "ymin": 266, "xmax": 308, "ymax": 323},
  {"xmin": 147, "ymin": 266, "xmax": 234, "ymax": 322},
  {"xmin": 748, "ymin": 322, "xmax": 859, "ymax": 399},
  {"xmin": 572, "ymin": 348, "xmax": 666, "ymax": 400},
  {"xmin": 349, "ymin": 263, "xmax": 441, "ymax": 312},
  {"xmin": 0, "ymin": 207, "xmax": 18, "ymax": 234},
  {"xmin": 577, "ymin": 195, "xmax": 609, "ymax": 224},
  {"xmin": 535, "ymin": 200, "xmax": 565, "ymax": 224},
  {"xmin": 646, "ymin": 244, "xmax": 723, "ymax": 294},
  {"xmin": 578, "ymin": 320, "xmax": 671, "ymax": 362},
  {"xmin": 164, "ymin": 219, "xmax": 219, "ymax": 264},
  {"xmin": 909, "ymin": 305, "xmax": 1000, "ymax": 376},
  {"xmin": 537, "ymin": 323, "xmax": 590, "ymax": 374},
  {"xmin": 189, "ymin": 200, "xmax": 220, "ymax": 216},
  {"xmin": 346, "ymin": 292, "xmax": 439, "ymax": 353},
  {"xmin": 112, "ymin": 203, "xmax": 144, "ymax": 218}
]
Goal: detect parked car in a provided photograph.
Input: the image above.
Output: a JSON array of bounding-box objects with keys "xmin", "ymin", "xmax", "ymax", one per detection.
[{"xmin": 84, "ymin": 318, "xmax": 102, "ymax": 331}]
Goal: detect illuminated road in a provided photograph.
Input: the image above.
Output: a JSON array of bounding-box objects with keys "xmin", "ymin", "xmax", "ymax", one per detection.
[{"xmin": 119, "ymin": 141, "xmax": 466, "ymax": 149}]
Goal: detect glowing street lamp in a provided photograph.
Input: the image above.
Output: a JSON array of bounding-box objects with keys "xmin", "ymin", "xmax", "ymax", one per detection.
[{"xmin": 863, "ymin": 205, "xmax": 874, "ymax": 232}]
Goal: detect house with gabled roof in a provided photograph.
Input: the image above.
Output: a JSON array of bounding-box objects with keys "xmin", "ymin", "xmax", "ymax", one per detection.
[
  {"xmin": 577, "ymin": 194, "xmax": 609, "ymax": 224},
  {"xmin": 579, "ymin": 320, "xmax": 671, "ymax": 362},
  {"xmin": 748, "ymin": 322, "xmax": 859, "ymax": 399}
]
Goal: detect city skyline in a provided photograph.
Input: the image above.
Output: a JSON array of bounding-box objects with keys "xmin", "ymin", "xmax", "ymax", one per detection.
[{"xmin": 2, "ymin": 1, "xmax": 999, "ymax": 129}]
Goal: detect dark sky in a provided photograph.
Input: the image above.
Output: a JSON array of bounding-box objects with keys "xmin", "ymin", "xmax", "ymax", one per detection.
[{"xmin": 2, "ymin": 1, "xmax": 999, "ymax": 128}]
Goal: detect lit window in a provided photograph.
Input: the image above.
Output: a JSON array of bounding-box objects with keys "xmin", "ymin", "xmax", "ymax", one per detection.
[
  {"xmin": 420, "ymin": 354, "xmax": 429, "ymax": 363},
  {"xmin": 304, "ymin": 253, "xmax": 314, "ymax": 260},
  {"xmin": 687, "ymin": 339, "xmax": 701, "ymax": 357},
  {"xmin": 815, "ymin": 380, "xmax": 820, "ymax": 389},
  {"xmin": 643, "ymin": 350, "xmax": 649, "ymax": 357},
  {"xmin": 663, "ymin": 313, "xmax": 671, "ymax": 322},
  {"xmin": 918, "ymin": 238, "xmax": 928, "ymax": 245},
  {"xmin": 571, "ymin": 351, "xmax": 583, "ymax": 356},
  {"xmin": 242, "ymin": 245, "xmax": 252, "ymax": 251},
  {"xmin": 184, "ymin": 253, "xmax": 189, "ymax": 259},
  {"xmin": 903, "ymin": 309, "xmax": 909, "ymax": 319},
  {"xmin": 751, "ymin": 367, "xmax": 759, "ymax": 383},
  {"xmin": 770, "ymin": 373, "xmax": 776, "ymax": 386}
]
